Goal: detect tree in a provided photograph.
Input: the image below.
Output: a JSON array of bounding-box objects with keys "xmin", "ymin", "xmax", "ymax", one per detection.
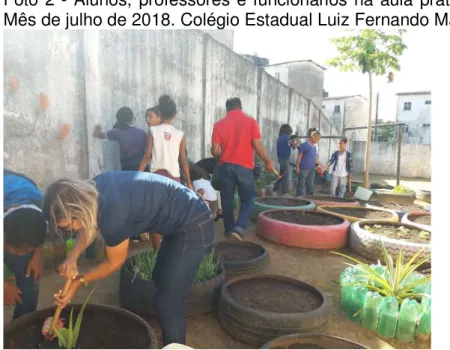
[
  {"xmin": 326, "ymin": 30, "xmax": 407, "ymax": 188},
  {"xmin": 372, "ymin": 120, "xmax": 395, "ymax": 143}
]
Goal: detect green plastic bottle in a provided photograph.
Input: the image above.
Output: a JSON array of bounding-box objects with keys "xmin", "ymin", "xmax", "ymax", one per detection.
[
  {"xmin": 66, "ymin": 238, "xmax": 76, "ymax": 255},
  {"xmin": 340, "ymin": 277, "xmax": 356, "ymax": 312},
  {"xmin": 233, "ymin": 193, "xmax": 239, "ymax": 209},
  {"xmin": 378, "ymin": 297, "xmax": 399, "ymax": 338},
  {"xmin": 361, "ymin": 292, "xmax": 383, "ymax": 331},
  {"xmin": 347, "ymin": 285, "xmax": 368, "ymax": 322},
  {"xmin": 397, "ymin": 298, "xmax": 421, "ymax": 342},
  {"xmin": 415, "ymin": 298, "xmax": 431, "ymax": 340}
]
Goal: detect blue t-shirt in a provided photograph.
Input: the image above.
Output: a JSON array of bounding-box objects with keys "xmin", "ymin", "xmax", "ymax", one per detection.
[
  {"xmin": 276, "ymin": 135, "xmax": 291, "ymax": 160},
  {"xmin": 94, "ymin": 171, "xmax": 207, "ymax": 247},
  {"xmin": 106, "ymin": 127, "xmax": 147, "ymax": 169},
  {"xmin": 298, "ymin": 142, "xmax": 317, "ymax": 170},
  {"xmin": 4, "ymin": 169, "xmax": 42, "ymax": 209}
]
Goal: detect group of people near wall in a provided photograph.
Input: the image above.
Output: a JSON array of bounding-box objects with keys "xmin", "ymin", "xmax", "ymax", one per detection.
[
  {"xmin": 3, "ymin": 96, "xmax": 276, "ymax": 346},
  {"xmin": 274, "ymin": 125, "xmax": 354, "ymax": 198}
]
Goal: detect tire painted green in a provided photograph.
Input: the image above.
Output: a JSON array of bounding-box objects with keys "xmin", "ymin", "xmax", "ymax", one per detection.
[{"xmin": 250, "ymin": 197, "xmax": 316, "ymax": 222}]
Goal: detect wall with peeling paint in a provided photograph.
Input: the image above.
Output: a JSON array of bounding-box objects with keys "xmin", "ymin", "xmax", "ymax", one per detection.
[{"xmin": 3, "ymin": 30, "xmax": 337, "ymax": 188}]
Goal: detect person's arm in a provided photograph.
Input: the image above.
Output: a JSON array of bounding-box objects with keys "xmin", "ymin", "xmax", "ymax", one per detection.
[
  {"xmin": 54, "ymin": 239, "xmax": 129, "ymax": 307},
  {"xmin": 296, "ymin": 152, "xmax": 303, "ymax": 174},
  {"xmin": 138, "ymin": 133, "xmax": 153, "ymax": 172},
  {"xmin": 179, "ymin": 138, "xmax": 193, "ymax": 190},
  {"xmin": 211, "ymin": 123, "xmax": 221, "ymax": 160},
  {"xmin": 57, "ymin": 229, "xmax": 90, "ymax": 278},
  {"xmin": 92, "ymin": 125, "xmax": 106, "ymax": 139},
  {"xmin": 348, "ymin": 152, "xmax": 353, "ymax": 178},
  {"xmin": 315, "ymin": 159, "xmax": 326, "ymax": 168},
  {"xmin": 251, "ymin": 139, "xmax": 272, "ymax": 166}
]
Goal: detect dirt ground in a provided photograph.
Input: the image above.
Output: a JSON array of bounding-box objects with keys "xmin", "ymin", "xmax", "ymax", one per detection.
[{"xmin": 4, "ymin": 219, "xmax": 432, "ymax": 349}]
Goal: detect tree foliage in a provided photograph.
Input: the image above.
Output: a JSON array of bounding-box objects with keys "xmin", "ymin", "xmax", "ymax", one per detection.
[
  {"xmin": 373, "ymin": 120, "xmax": 395, "ymax": 143},
  {"xmin": 326, "ymin": 29, "xmax": 407, "ymax": 77}
]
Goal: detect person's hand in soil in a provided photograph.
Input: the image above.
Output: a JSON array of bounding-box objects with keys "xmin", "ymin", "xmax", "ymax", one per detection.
[
  {"xmin": 58, "ymin": 254, "xmax": 79, "ymax": 280},
  {"xmin": 54, "ymin": 277, "xmax": 82, "ymax": 308},
  {"xmin": 26, "ymin": 247, "xmax": 43, "ymax": 283},
  {"xmin": 4, "ymin": 281, "xmax": 22, "ymax": 306}
]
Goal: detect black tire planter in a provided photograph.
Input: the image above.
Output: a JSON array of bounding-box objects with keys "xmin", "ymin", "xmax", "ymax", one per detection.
[
  {"xmin": 214, "ymin": 241, "xmax": 269, "ymax": 279},
  {"xmin": 349, "ymin": 220, "xmax": 431, "ymax": 262},
  {"xmin": 4, "ymin": 303, "xmax": 158, "ymax": 349},
  {"xmin": 119, "ymin": 260, "xmax": 226, "ymax": 317},
  {"xmin": 260, "ymin": 333, "xmax": 367, "ymax": 349},
  {"xmin": 251, "ymin": 197, "xmax": 316, "ymax": 222},
  {"xmin": 416, "ymin": 190, "xmax": 431, "ymax": 203},
  {"xmin": 371, "ymin": 189, "xmax": 416, "ymax": 205},
  {"xmin": 218, "ymin": 274, "xmax": 330, "ymax": 347}
]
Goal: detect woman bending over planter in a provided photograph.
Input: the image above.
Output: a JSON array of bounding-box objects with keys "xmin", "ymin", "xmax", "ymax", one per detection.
[{"xmin": 43, "ymin": 171, "xmax": 215, "ymax": 346}]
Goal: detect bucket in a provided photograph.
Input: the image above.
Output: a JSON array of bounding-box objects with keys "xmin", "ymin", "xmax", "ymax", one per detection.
[{"xmin": 354, "ymin": 187, "xmax": 373, "ymax": 201}]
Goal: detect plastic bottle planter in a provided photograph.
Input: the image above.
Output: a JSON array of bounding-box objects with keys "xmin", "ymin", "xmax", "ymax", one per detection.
[{"xmin": 339, "ymin": 268, "xmax": 431, "ymax": 342}]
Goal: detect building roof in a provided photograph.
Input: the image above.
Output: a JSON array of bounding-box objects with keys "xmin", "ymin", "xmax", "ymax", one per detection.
[
  {"xmin": 323, "ymin": 95, "xmax": 368, "ymax": 101},
  {"xmin": 266, "ymin": 60, "xmax": 327, "ymax": 71},
  {"xmin": 396, "ymin": 91, "xmax": 431, "ymax": 96}
]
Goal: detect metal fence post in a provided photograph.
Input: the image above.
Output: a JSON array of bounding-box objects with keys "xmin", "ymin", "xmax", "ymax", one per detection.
[{"xmin": 396, "ymin": 125, "xmax": 403, "ymax": 186}]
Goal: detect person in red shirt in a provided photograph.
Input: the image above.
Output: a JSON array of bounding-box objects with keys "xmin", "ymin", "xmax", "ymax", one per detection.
[{"xmin": 211, "ymin": 97, "xmax": 275, "ymax": 241}]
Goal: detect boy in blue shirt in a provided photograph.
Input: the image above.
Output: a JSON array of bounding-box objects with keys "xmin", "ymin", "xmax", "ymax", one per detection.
[
  {"xmin": 4, "ymin": 169, "xmax": 47, "ymax": 319},
  {"xmin": 295, "ymin": 130, "xmax": 327, "ymax": 197}
]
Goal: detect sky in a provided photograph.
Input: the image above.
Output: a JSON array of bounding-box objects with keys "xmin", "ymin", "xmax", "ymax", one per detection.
[{"xmin": 233, "ymin": 29, "xmax": 433, "ymax": 122}]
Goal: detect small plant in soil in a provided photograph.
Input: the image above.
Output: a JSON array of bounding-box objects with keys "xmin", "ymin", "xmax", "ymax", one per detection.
[
  {"xmin": 332, "ymin": 241, "xmax": 431, "ymax": 304},
  {"xmin": 129, "ymin": 251, "xmax": 219, "ymax": 283},
  {"xmin": 53, "ymin": 288, "xmax": 95, "ymax": 349},
  {"xmin": 364, "ymin": 224, "xmax": 431, "ymax": 244},
  {"xmin": 392, "ymin": 185, "xmax": 414, "ymax": 194}
]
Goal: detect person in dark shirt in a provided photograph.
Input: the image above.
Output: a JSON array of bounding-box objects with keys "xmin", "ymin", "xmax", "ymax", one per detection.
[
  {"xmin": 195, "ymin": 157, "xmax": 217, "ymax": 177},
  {"xmin": 273, "ymin": 124, "xmax": 293, "ymax": 196},
  {"xmin": 4, "ymin": 169, "xmax": 47, "ymax": 320},
  {"xmin": 43, "ymin": 172, "xmax": 214, "ymax": 346},
  {"xmin": 92, "ymin": 107, "xmax": 148, "ymax": 171}
]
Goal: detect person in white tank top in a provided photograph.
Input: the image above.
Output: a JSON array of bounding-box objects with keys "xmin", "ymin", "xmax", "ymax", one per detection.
[{"xmin": 138, "ymin": 95, "xmax": 193, "ymax": 191}]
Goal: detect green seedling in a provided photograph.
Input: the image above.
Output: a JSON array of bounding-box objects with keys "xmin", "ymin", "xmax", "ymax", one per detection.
[{"xmin": 53, "ymin": 288, "xmax": 96, "ymax": 349}]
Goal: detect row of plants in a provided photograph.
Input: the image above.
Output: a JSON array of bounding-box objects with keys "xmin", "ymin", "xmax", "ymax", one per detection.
[{"xmin": 333, "ymin": 242, "xmax": 431, "ymax": 342}]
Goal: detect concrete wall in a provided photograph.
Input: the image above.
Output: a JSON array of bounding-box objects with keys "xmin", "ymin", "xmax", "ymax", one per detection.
[
  {"xmin": 396, "ymin": 93, "xmax": 431, "ymax": 144},
  {"xmin": 350, "ymin": 141, "xmax": 431, "ymax": 179},
  {"xmin": 4, "ymin": 30, "xmax": 340, "ymax": 187},
  {"xmin": 202, "ymin": 30, "xmax": 234, "ymax": 50}
]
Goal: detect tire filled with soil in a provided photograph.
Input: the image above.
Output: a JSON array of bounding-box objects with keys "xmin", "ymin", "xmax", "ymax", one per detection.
[
  {"xmin": 260, "ymin": 333, "xmax": 367, "ymax": 349},
  {"xmin": 349, "ymin": 220, "xmax": 431, "ymax": 262},
  {"xmin": 299, "ymin": 195, "xmax": 360, "ymax": 207},
  {"xmin": 401, "ymin": 212, "xmax": 432, "ymax": 231},
  {"xmin": 4, "ymin": 303, "xmax": 158, "ymax": 349},
  {"xmin": 363, "ymin": 201, "xmax": 428, "ymax": 220},
  {"xmin": 251, "ymin": 197, "xmax": 316, "ymax": 222},
  {"xmin": 218, "ymin": 274, "xmax": 329, "ymax": 346},
  {"xmin": 317, "ymin": 205, "xmax": 398, "ymax": 223},
  {"xmin": 257, "ymin": 209, "xmax": 351, "ymax": 249},
  {"xmin": 120, "ymin": 259, "xmax": 226, "ymax": 317},
  {"xmin": 371, "ymin": 189, "xmax": 416, "ymax": 205},
  {"xmin": 214, "ymin": 241, "xmax": 269, "ymax": 279}
]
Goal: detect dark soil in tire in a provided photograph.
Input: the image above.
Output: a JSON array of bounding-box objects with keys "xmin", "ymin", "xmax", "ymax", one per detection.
[
  {"xmin": 273, "ymin": 344, "xmax": 324, "ymax": 349},
  {"xmin": 326, "ymin": 207, "xmax": 392, "ymax": 219},
  {"xmin": 306, "ymin": 196, "xmax": 355, "ymax": 203},
  {"xmin": 409, "ymin": 215, "xmax": 431, "ymax": 226},
  {"xmin": 215, "ymin": 242, "xmax": 261, "ymax": 261},
  {"xmin": 4, "ymin": 305, "xmax": 154, "ymax": 349},
  {"xmin": 363, "ymin": 223, "xmax": 431, "ymax": 244},
  {"xmin": 366, "ymin": 202, "xmax": 428, "ymax": 213},
  {"xmin": 265, "ymin": 211, "xmax": 343, "ymax": 225},
  {"xmin": 228, "ymin": 277, "xmax": 322, "ymax": 313},
  {"xmin": 257, "ymin": 198, "xmax": 310, "ymax": 206}
]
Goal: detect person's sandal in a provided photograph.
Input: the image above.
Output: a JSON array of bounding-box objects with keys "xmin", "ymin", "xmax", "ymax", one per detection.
[{"xmin": 230, "ymin": 232, "xmax": 244, "ymax": 242}]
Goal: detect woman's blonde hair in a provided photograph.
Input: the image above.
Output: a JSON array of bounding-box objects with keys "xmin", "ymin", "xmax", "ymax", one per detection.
[{"xmin": 43, "ymin": 178, "xmax": 99, "ymax": 244}]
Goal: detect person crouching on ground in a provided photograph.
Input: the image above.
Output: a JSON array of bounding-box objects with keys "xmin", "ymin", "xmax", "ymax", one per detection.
[
  {"xmin": 295, "ymin": 130, "xmax": 327, "ymax": 197},
  {"xmin": 273, "ymin": 124, "xmax": 293, "ymax": 197},
  {"xmin": 327, "ymin": 138, "xmax": 353, "ymax": 198},
  {"xmin": 190, "ymin": 165, "xmax": 219, "ymax": 219},
  {"xmin": 4, "ymin": 169, "xmax": 47, "ymax": 320},
  {"xmin": 44, "ymin": 171, "xmax": 214, "ymax": 346}
]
